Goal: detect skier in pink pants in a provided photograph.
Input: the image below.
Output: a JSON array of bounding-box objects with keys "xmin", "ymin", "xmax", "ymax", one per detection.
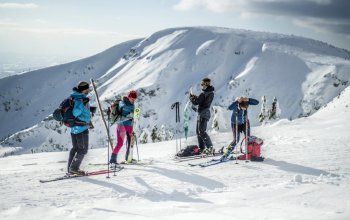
[{"xmin": 109, "ymin": 90, "xmax": 137, "ymax": 164}]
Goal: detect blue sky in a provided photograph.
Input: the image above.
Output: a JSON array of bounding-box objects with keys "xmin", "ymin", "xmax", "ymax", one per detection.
[{"xmin": 0, "ymin": 0, "xmax": 349, "ymax": 60}]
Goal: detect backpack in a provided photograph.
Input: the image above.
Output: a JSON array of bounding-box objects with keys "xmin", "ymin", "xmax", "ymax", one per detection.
[
  {"xmin": 176, "ymin": 145, "xmax": 200, "ymax": 157},
  {"xmin": 108, "ymin": 97, "xmax": 123, "ymax": 124},
  {"xmin": 238, "ymin": 136, "xmax": 264, "ymax": 161},
  {"xmin": 53, "ymin": 97, "xmax": 87, "ymax": 127}
]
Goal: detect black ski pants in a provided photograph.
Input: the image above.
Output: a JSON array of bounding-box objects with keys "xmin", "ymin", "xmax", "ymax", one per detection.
[
  {"xmin": 68, "ymin": 129, "xmax": 89, "ymax": 171},
  {"xmin": 196, "ymin": 116, "xmax": 213, "ymax": 151},
  {"xmin": 231, "ymin": 121, "xmax": 250, "ymax": 147}
]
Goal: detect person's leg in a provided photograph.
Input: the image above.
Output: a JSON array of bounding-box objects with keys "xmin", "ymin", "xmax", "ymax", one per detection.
[
  {"xmin": 67, "ymin": 132, "xmax": 78, "ymax": 172},
  {"xmin": 230, "ymin": 123, "xmax": 237, "ymax": 148},
  {"xmin": 110, "ymin": 125, "xmax": 126, "ymax": 163},
  {"xmin": 198, "ymin": 117, "xmax": 213, "ymax": 150},
  {"xmin": 124, "ymin": 126, "xmax": 133, "ymax": 161},
  {"xmin": 196, "ymin": 117, "xmax": 205, "ymax": 151},
  {"xmin": 69, "ymin": 130, "xmax": 89, "ymax": 171}
]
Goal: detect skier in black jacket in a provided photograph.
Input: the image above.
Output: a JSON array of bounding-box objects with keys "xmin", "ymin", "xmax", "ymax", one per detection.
[{"xmin": 189, "ymin": 78, "xmax": 215, "ymax": 154}]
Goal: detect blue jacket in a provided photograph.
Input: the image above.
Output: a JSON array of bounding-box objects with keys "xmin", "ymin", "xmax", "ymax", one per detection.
[
  {"xmin": 228, "ymin": 98, "xmax": 259, "ymax": 125},
  {"xmin": 117, "ymin": 97, "xmax": 135, "ymax": 127},
  {"xmin": 70, "ymin": 91, "xmax": 90, "ymax": 134}
]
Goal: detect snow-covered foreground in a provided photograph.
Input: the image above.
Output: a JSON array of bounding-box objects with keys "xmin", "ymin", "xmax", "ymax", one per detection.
[{"xmin": 1, "ymin": 100, "xmax": 350, "ymax": 220}]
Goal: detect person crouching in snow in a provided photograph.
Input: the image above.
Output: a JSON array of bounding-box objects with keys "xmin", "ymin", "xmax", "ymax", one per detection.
[
  {"xmin": 109, "ymin": 90, "xmax": 137, "ymax": 164},
  {"xmin": 226, "ymin": 97, "xmax": 259, "ymax": 155}
]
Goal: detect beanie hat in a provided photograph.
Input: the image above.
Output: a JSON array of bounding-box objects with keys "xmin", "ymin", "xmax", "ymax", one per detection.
[
  {"xmin": 201, "ymin": 78, "xmax": 211, "ymax": 87},
  {"xmin": 77, "ymin": 81, "xmax": 90, "ymax": 93},
  {"xmin": 128, "ymin": 90, "xmax": 137, "ymax": 99}
]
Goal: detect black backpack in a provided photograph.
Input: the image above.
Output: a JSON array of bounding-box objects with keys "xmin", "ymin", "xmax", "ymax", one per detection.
[
  {"xmin": 176, "ymin": 145, "xmax": 200, "ymax": 157},
  {"xmin": 53, "ymin": 97, "xmax": 88, "ymax": 127}
]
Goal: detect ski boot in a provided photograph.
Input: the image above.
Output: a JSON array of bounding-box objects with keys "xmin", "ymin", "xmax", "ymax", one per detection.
[
  {"xmin": 202, "ymin": 147, "xmax": 215, "ymax": 155},
  {"xmin": 69, "ymin": 169, "xmax": 86, "ymax": 176},
  {"xmin": 109, "ymin": 153, "xmax": 117, "ymax": 164},
  {"xmin": 218, "ymin": 146, "xmax": 225, "ymax": 155},
  {"xmin": 222, "ymin": 146, "xmax": 233, "ymax": 159}
]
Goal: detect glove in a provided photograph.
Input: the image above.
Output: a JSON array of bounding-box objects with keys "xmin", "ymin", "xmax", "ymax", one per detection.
[
  {"xmin": 88, "ymin": 122, "xmax": 94, "ymax": 129},
  {"xmin": 238, "ymin": 97, "xmax": 249, "ymax": 103},
  {"xmin": 189, "ymin": 94, "xmax": 197, "ymax": 102},
  {"xmin": 191, "ymin": 105, "xmax": 197, "ymax": 112},
  {"xmin": 83, "ymin": 97, "xmax": 90, "ymax": 105},
  {"xmin": 90, "ymin": 106, "xmax": 97, "ymax": 114},
  {"xmin": 125, "ymin": 112, "xmax": 134, "ymax": 118}
]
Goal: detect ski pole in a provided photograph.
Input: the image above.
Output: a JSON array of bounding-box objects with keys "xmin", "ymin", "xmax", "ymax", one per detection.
[
  {"xmin": 177, "ymin": 102, "xmax": 182, "ymax": 150},
  {"xmin": 245, "ymin": 109, "xmax": 249, "ymax": 162},
  {"xmin": 235, "ymin": 106, "xmax": 239, "ymax": 164},
  {"xmin": 171, "ymin": 102, "xmax": 180, "ymax": 153},
  {"xmin": 135, "ymin": 136, "xmax": 140, "ymax": 161},
  {"xmin": 90, "ymin": 79, "xmax": 114, "ymax": 150},
  {"xmin": 107, "ymin": 114, "xmax": 110, "ymax": 178}
]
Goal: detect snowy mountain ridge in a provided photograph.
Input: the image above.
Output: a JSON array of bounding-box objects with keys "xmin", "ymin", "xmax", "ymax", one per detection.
[{"xmin": 1, "ymin": 26, "xmax": 350, "ymax": 156}]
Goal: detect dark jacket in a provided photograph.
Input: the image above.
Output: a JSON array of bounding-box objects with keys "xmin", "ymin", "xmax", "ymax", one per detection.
[
  {"xmin": 228, "ymin": 98, "xmax": 259, "ymax": 125},
  {"xmin": 190, "ymin": 86, "xmax": 215, "ymax": 119}
]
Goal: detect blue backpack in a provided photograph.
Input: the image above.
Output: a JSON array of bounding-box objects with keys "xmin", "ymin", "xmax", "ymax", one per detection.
[{"xmin": 53, "ymin": 97, "xmax": 88, "ymax": 127}]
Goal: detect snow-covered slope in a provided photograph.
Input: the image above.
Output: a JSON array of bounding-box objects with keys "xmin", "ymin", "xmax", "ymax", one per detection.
[
  {"xmin": 1, "ymin": 27, "xmax": 350, "ymax": 156},
  {"xmin": 0, "ymin": 87, "xmax": 349, "ymax": 220},
  {"xmin": 0, "ymin": 39, "xmax": 142, "ymax": 139}
]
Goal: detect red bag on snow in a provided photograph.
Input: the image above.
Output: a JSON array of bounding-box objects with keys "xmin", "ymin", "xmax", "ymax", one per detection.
[{"xmin": 238, "ymin": 136, "xmax": 264, "ymax": 161}]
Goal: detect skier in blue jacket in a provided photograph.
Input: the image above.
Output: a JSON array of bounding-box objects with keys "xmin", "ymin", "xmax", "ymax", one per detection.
[
  {"xmin": 227, "ymin": 97, "xmax": 259, "ymax": 151},
  {"xmin": 67, "ymin": 81, "xmax": 94, "ymax": 175}
]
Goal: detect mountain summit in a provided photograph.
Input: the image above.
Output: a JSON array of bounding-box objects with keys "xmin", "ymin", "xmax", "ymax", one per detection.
[{"xmin": 1, "ymin": 27, "xmax": 349, "ymax": 155}]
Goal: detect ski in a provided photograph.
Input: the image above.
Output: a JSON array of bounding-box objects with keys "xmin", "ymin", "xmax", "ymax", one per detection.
[
  {"xmin": 120, "ymin": 159, "xmax": 154, "ymax": 166},
  {"xmin": 39, "ymin": 167, "xmax": 124, "ymax": 183},
  {"xmin": 89, "ymin": 160, "xmax": 153, "ymax": 166},
  {"xmin": 88, "ymin": 163, "xmax": 126, "ymax": 168},
  {"xmin": 127, "ymin": 107, "xmax": 141, "ymax": 163},
  {"xmin": 188, "ymin": 155, "xmax": 236, "ymax": 167},
  {"xmin": 174, "ymin": 154, "xmax": 214, "ymax": 162},
  {"xmin": 174, "ymin": 152, "xmax": 223, "ymax": 162}
]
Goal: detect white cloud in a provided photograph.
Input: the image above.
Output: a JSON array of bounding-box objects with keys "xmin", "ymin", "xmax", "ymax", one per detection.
[
  {"xmin": 0, "ymin": 3, "xmax": 38, "ymax": 9},
  {"xmin": 0, "ymin": 21, "xmax": 137, "ymax": 38},
  {"xmin": 173, "ymin": 0, "xmax": 243, "ymax": 12}
]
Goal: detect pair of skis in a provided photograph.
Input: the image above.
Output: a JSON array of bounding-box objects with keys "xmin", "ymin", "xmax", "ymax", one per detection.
[
  {"xmin": 89, "ymin": 158, "xmax": 154, "ymax": 167},
  {"xmin": 174, "ymin": 151, "xmax": 223, "ymax": 162},
  {"xmin": 188, "ymin": 152, "xmax": 237, "ymax": 167},
  {"xmin": 39, "ymin": 166, "xmax": 124, "ymax": 183}
]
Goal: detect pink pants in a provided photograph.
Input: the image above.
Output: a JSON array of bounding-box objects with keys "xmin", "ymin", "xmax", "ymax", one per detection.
[{"xmin": 112, "ymin": 125, "xmax": 133, "ymax": 155}]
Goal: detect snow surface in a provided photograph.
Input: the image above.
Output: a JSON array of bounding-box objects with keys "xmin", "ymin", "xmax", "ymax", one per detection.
[{"xmin": 0, "ymin": 88, "xmax": 349, "ymax": 219}]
